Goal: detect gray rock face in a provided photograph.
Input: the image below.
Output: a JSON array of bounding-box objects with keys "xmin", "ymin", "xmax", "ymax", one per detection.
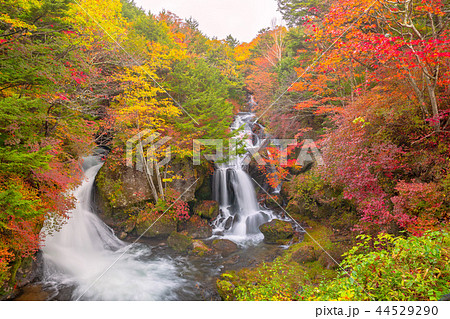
[
  {"xmin": 93, "ymin": 158, "xmax": 206, "ymax": 234},
  {"xmin": 95, "ymin": 158, "xmax": 203, "ymax": 212}
]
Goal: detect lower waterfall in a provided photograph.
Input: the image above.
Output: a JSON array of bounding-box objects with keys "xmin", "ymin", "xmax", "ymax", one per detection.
[{"xmin": 41, "ymin": 156, "xmax": 184, "ymax": 300}]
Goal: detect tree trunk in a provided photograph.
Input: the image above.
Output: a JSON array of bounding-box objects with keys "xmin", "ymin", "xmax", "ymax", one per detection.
[
  {"xmin": 138, "ymin": 139, "xmax": 159, "ymax": 202},
  {"xmin": 424, "ymin": 73, "xmax": 440, "ymax": 132}
]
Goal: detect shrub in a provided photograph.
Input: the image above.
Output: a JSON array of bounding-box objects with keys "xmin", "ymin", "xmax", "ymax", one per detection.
[{"xmin": 303, "ymin": 231, "xmax": 450, "ymax": 301}]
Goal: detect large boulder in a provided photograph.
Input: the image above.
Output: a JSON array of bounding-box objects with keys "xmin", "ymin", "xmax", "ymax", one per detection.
[
  {"xmin": 94, "ymin": 158, "xmax": 205, "ymax": 232},
  {"xmin": 190, "ymin": 240, "xmax": 213, "ymax": 257},
  {"xmin": 135, "ymin": 212, "xmax": 177, "ymax": 238},
  {"xmin": 317, "ymin": 246, "xmax": 346, "ymax": 270},
  {"xmin": 96, "ymin": 158, "xmax": 204, "ymax": 209},
  {"xmin": 194, "ymin": 200, "xmax": 219, "ymax": 220},
  {"xmin": 211, "ymin": 239, "xmax": 238, "ymax": 257},
  {"xmin": 167, "ymin": 232, "xmax": 193, "ymax": 253},
  {"xmin": 179, "ymin": 215, "xmax": 212, "ymax": 239},
  {"xmin": 95, "ymin": 163, "xmax": 153, "ymax": 210},
  {"xmin": 259, "ymin": 220, "xmax": 295, "ymax": 244}
]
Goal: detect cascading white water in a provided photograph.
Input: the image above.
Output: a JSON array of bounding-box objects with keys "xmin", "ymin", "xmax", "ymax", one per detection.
[
  {"xmin": 41, "ymin": 156, "xmax": 184, "ymax": 300},
  {"xmin": 211, "ymin": 112, "xmax": 274, "ymax": 244}
]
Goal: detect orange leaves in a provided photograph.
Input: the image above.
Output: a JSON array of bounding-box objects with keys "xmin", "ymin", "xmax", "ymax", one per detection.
[
  {"xmin": 414, "ymin": 0, "xmax": 446, "ymax": 16},
  {"xmin": 316, "ymin": 105, "xmax": 343, "ymax": 114},
  {"xmin": 234, "ymin": 42, "xmax": 254, "ymax": 63},
  {"xmin": 0, "ymin": 246, "xmax": 13, "ymax": 277},
  {"xmin": 257, "ymin": 145, "xmax": 299, "ymax": 190},
  {"xmin": 294, "ymin": 100, "xmax": 319, "ymax": 110}
]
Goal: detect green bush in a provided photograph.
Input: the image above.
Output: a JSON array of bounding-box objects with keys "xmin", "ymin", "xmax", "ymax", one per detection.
[
  {"xmin": 217, "ymin": 258, "xmax": 304, "ymax": 301},
  {"xmin": 303, "ymin": 231, "xmax": 450, "ymax": 301}
]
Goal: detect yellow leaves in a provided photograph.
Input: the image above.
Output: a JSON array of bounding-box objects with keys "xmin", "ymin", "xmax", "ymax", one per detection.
[
  {"xmin": 146, "ymin": 41, "xmax": 186, "ymax": 66},
  {"xmin": 0, "ymin": 0, "xmax": 42, "ymax": 32},
  {"xmin": 0, "ymin": 13, "xmax": 37, "ymax": 31},
  {"xmin": 113, "ymin": 26, "xmax": 193, "ymax": 130},
  {"xmin": 352, "ymin": 116, "xmax": 367, "ymax": 127},
  {"xmin": 114, "ymin": 58, "xmax": 180, "ymax": 130},
  {"xmin": 234, "ymin": 42, "xmax": 254, "ymax": 62},
  {"xmin": 162, "ymin": 174, "xmax": 182, "ymax": 183},
  {"xmin": 64, "ymin": 0, "xmax": 128, "ymax": 48}
]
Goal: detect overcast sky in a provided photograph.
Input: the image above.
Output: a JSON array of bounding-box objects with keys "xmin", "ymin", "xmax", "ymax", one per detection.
[{"xmin": 133, "ymin": 0, "xmax": 283, "ymax": 43}]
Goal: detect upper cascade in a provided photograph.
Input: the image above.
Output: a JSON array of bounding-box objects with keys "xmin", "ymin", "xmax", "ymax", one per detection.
[{"xmin": 211, "ymin": 110, "xmax": 274, "ymax": 244}]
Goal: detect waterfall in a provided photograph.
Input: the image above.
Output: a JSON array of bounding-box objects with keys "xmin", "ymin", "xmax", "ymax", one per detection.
[
  {"xmin": 211, "ymin": 112, "xmax": 274, "ymax": 244},
  {"xmin": 41, "ymin": 156, "xmax": 184, "ymax": 300}
]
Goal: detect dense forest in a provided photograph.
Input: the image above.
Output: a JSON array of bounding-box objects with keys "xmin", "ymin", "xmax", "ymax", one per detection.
[{"xmin": 0, "ymin": 0, "xmax": 449, "ymax": 301}]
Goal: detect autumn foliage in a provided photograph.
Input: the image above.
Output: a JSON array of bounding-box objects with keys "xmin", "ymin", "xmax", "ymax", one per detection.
[
  {"xmin": 242, "ymin": 0, "xmax": 450, "ymax": 235},
  {"xmin": 0, "ymin": 0, "xmax": 449, "ymax": 301}
]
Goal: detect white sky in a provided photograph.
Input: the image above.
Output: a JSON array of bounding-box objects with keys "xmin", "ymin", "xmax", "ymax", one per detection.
[{"xmin": 133, "ymin": 0, "xmax": 283, "ymax": 43}]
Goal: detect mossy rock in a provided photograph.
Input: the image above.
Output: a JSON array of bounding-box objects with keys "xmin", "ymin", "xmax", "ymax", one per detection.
[
  {"xmin": 285, "ymin": 218, "xmax": 347, "ymax": 270},
  {"xmin": 135, "ymin": 213, "xmax": 177, "ymax": 238},
  {"xmin": 301, "ymin": 219, "xmax": 333, "ymax": 246},
  {"xmin": 167, "ymin": 232, "xmax": 193, "ymax": 253},
  {"xmin": 264, "ymin": 194, "xmax": 283, "ymax": 210},
  {"xmin": 194, "ymin": 200, "xmax": 219, "ymax": 220},
  {"xmin": 190, "ymin": 240, "xmax": 213, "ymax": 257},
  {"xmin": 215, "ymin": 218, "xmax": 343, "ymax": 301},
  {"xmin": 95, "ymin": 161, "xmax": 153, "ymax": 210},
  {"xmin": 317, "ymin": 246, "xmax": 347, "ymax": 270},
  {"xmin": 259, "ymin": 220, "xmax": 294, "ymax": 244},
  {"xmin": 179, "ymin": 215, "xmax": 212, "ymax": 239}
]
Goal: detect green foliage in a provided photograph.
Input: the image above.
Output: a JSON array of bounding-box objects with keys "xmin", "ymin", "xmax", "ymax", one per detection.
[
  {"xmin": 170, "ymin": 58, "xmax": 234, "ymax": 139},
  {"xmin": 293, "ymin": 171, "xmax": 325, "ymax": 211},
  {"xmin": 0, "ymin": 185, "xmax": 42, "ymax": 225},
  {"xmin": 303, "ymin": 231, "xmax": 450, "ymax": 301},
  {"xmin": 284, "ymin": 171, "xmax": 357, "ymax": 231},
  {"xmin": 217, "ymin": 258, "xmax": 304, "ymax": 301},
  {"xmin": 277, "ymin": 0, "xmax": 329, "ymax": 27},
  {"xmin": 225, "ymin": 35, "xmax": 239, "ymax": 48}
]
